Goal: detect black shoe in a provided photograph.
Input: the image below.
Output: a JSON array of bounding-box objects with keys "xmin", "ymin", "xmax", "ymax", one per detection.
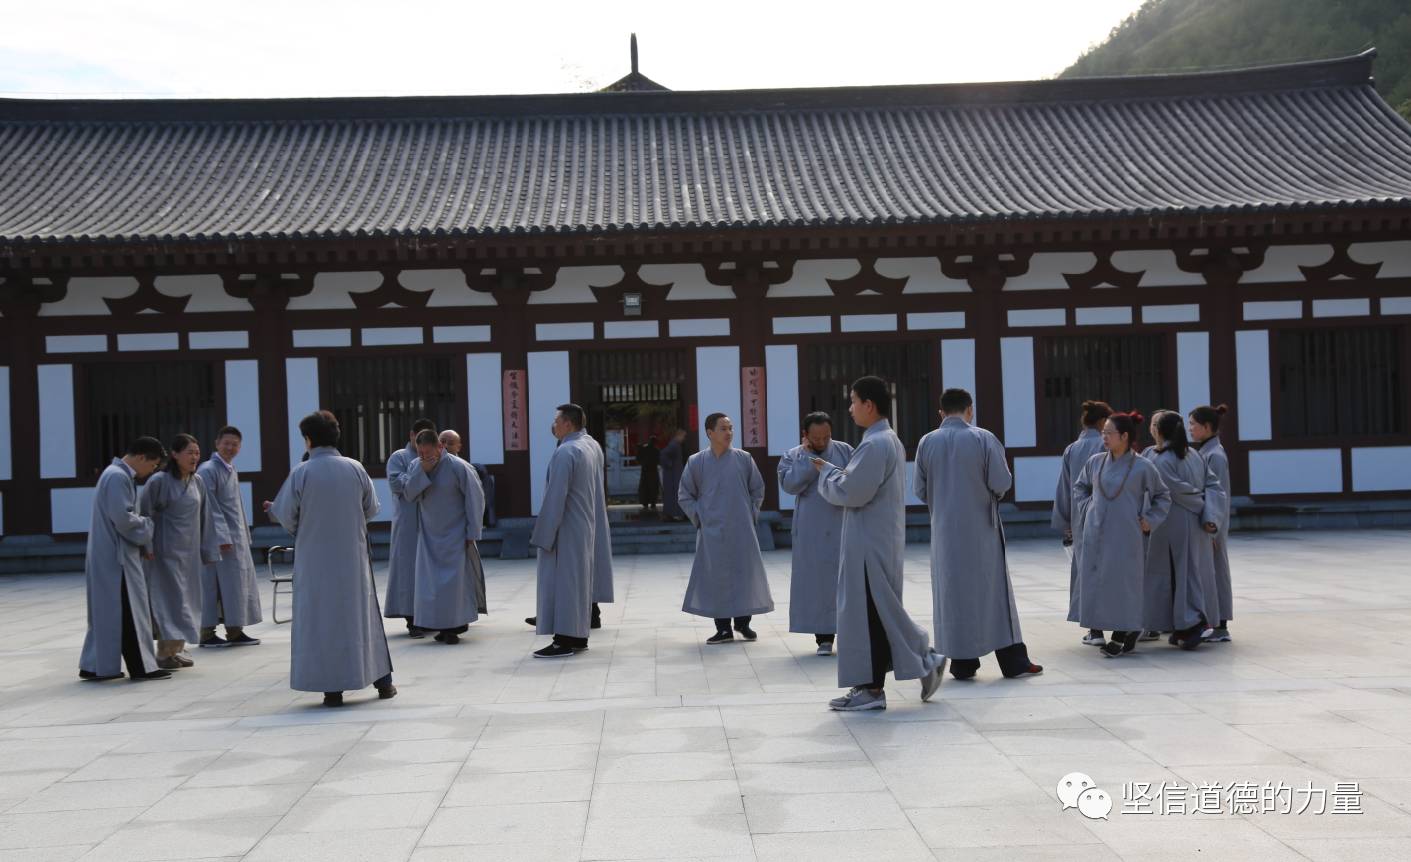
[
  {"xmin": 440, "ymin": 632, "xmax": 460, "ymax": 645},
  {"xmin": 407, "ymin": 626, "xmax": 429, "ymax": 639},
  {"xmin": 130, "ymin": 669, "xmax": 173, "ymax": 681},
  {"xmin": 79, "ymin": 670, "xmax": 124, "ymax": 682},
  {"xmin": 950, "ymin": 668, "xmax": 977, "ymax": 681},
  {"xmin": 533, "ymin": 643, "xmax": 576, "ymax": 659},
  {"xmin": 1120, "ymin": 631, "xmax": 1140, "ymax": 653},
  {"xmin": 1006, "ymin": 664, "xmax": 1045, "ymax": 679},
  {"xmin": 199, "ymin": 635, "xmax": 230, "ymax": 648},
  {"xmin": 226, "ymin": 632, "xmax": 261, "ymax": 646},
  {"xmin": 377, "ymin": 684, "xmax": 398, "ymax": 700},
  {"xmin": 591, "ymin": 611, "xmax": 602, "ymax": 630},
  {"xmin": 706, "ymin": 630, "xmax": 734, "ymax": 645},
  {"xmin": 323, "ymin": 692, "xmax": 345, "ymax": 707},
  {"xmin": 524, "ymin": 617, "xmax": 537, "ymax": 627},
  {"xmin": 734, "ymin": 623, "xmax": 757, "ymax": 642},
  {"xmin": 1100, "ymin": 641, "xmax": 1125, "ymax": 658}
]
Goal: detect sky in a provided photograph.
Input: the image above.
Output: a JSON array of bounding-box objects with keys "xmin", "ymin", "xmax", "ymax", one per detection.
[{"xmin": 0, "ymin": 0, "xmax": 1150, "ymax": 99}]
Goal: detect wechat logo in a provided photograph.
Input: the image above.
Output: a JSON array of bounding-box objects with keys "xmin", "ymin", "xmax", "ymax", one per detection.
[{"xmin": 1057, "ymin": 772, "xmax": 1112, "ymax": 820}]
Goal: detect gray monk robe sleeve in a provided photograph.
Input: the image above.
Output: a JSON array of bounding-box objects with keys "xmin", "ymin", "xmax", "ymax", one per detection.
[
  {"xmin": 777, "ymin": 447, "xmax": 816, "ymax": 497},
  {"xmin": 817, "ymin": 442, "xmax": 884, "ymax": 510},
  {"xmin": 677, "ymin": 456, "xmax": 704, "ymax": 528},
  {"xmin": 530, "ymin": 450, "xmax": 572, "ymax": 552}
]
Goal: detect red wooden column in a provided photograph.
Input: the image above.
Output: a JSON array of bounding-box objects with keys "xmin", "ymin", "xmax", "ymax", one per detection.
[{"xmin": 0, "ymin": 276, "xmax": 67, "ymax": 536}]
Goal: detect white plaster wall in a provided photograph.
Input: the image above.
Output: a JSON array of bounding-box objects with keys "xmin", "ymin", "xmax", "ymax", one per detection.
[
  {"xmin": 1241, "ymin": 245, "xmax": 1335, "ymax": 283},
  {"xmin": 669, "ymin": 319, "xmax": 730, "ymax": 338},
  {"xmin": 604, "ymin": 321, "xmax": 660, "ymax": 339},
  {"xmin": 1235, "ymin": 330, "xmax": 1271, "ymax": 441},
  {"xmin": 1176, "ymin": 331, "xmax": 1212, "ymax": 418},
  {"xmin": 284, "ymin": 358, "xmax": 320, "ymax": 470},
  {"xmin": 1248, "ymin": 449, "xmax": 1342, "ymax": 495},
  {"xmin": 155, "ymin": 275, "xmax": 253, "ymax": 313},
  {"xmin": 287, "ymin": 272, "xmax": 379, "ymax": 311},
  {"xmin": 768, "ymin": 259, "xmax": 856, "ymax": 298},
  {"xmin": 641, "ymin": 264, "xmax": 735, "ymax": 301},
  {"xmin": 224, "ymin": 361, "xmax": 262, "ymax": 473},
  {"xmin": 401, "ymin": 269, "xmax": 496, "ymax": 307},
  {"xmin": 529, "ymin": 266, "xmax": 620, "ymax": 305},
  {"xmin": 368, "ymin": 478, "xmax": 393, "ymax": 524},
  {"xmin": 773, "ymin": 316, "xmax": 831, "ymax": 335},
  {"xmin": 877, "ymin": 257, "xmax": 969, "ymax": 294},
  {"xmin": 189, "ymin": 331, "xmax": 250, "ymax": 350},
  {"xmin": 528, "ymin": 351, "xmax": 571, "ymax": 514},
  {"xmin": 1000, "ymin": 337, "xmax": 1036, "ymax": 448},
  {"xmin": 695, "ymin": 346, "xmax": 742, "ymax": 443},
  {"xmin": 1013, "ymin": 455, "xmax": 1063, "ymax": 502},
  {"xmin": 765, "ymin": 344, "xmax": 799, "ymax": 458},
  {"xmin": 39, "ymin": 364, "xmax": 75, "ymax": 479},
  {"xmin": 1003, "ymin": 252, "xmax": 1096, "ymax": 291},
  {"xmin": 1349, "ymin": 240, "xmax": 1411, "ymax": 277},
  {"xmin": 1110, "ymin": 250, "xmax": 1203, "ymax": 287},
  {"xmin": 51, "ymin": 487, "xmax": 95, "ymax": 533},
  {"xmin": 940, "ymin": 339, "xmax": 977, "ymax": 423},
  {"xmin": 39, "ymin": 277, "xmax": 138, "ymax": 316},
  {"xmin": 1351, "ymin": 447, "xmax": 1411, "ymax": 492},
  {"xmin": 466, "ymin": 353, "xmax": 504, "ymax": 465}
]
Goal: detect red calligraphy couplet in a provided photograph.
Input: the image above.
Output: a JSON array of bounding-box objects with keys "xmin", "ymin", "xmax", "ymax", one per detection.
[
  {"xmin": 503, "ymin": 369, "xmax": 527, "ymax": 452},
  {"xmin": 740, "ymin": 366, "xmax": 766, "ymax": 448}
]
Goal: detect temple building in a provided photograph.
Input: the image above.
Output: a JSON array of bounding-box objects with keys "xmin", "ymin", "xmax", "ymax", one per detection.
[{"xmin": 1, "ymin": 47, "xmax": 1410, "ymax": 545}]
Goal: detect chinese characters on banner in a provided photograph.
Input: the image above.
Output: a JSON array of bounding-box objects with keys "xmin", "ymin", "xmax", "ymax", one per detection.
[
  {"xmin": 503, "ymin": 370, "xmax": 527, "ymax": 452},
  {"xmin": 741, "ymin": 366, "xmax": 766, "ymax": 448}
]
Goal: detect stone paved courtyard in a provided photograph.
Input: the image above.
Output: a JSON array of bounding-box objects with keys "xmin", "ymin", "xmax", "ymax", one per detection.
[{"xmin": 3, "ymin": 528, "xmax": 1411, "ymax": 861}]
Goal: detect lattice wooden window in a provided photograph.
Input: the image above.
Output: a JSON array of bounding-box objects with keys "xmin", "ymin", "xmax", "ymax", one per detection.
[
  {"xmin": 1277, "ymin": 327, "xmax": 1403, "ymax": 438},
  {"xmin": 802, "ymin": 341, "xmax": 932, "ymax": 450},
  {"xmin": 1037, "ymin": 335, "xmax": 1167, "ymax": 448},
  {"xmin": 325, "ymin": 355, "xmax": 459, "ymax": 472},
  {"xmin": 84, "ymin": 361, "xmax": 223, "ymax": 478}
]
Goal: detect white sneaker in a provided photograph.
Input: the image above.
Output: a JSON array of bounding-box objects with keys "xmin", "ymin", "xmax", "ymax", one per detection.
[
  {"xmin": 1081, "ymin": 633, "xmax": 1105, "ymax": 646},
  {"xmin": 816, "ymin": 641, "xmax": 833, "ymax": 656},
  {"xmin": 829, "ymin": 687, "xmax": 886, "ymax": 711},
  {"xmin": 1207, "ymin": 627, "xmax": 1232, "ymax": 643}
]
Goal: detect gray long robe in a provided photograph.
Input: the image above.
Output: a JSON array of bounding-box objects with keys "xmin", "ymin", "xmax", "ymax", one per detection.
[
  {"xmin": 659, "ymin": 439, "xmax": 686, "ymax": 520},
  {"xmin": 1198, "ymin": 436, "xmax": 1234, "ymax": 622},
  {"xmin": 141, "ymin": 471, "xmax": 221, "ymax": 643},
  {"xmin": 778, "ymin": 440, "xmax": 853, "ymax": 633},
  {"xmin": 817, "ymin": 420, "xmax": 941, "ymax": 688},
  {"xmin": 586, "ymin": 436, "xmax": 615, "ymax": 604},
  {"xmin": 402, "ymin": 454, "xmax": 486, "ymax": 630},
  {"xmin": 382, "ymin": 443, "xmax": 418, "ymax": 619},
  {"xmin": 80, "ymin": 460, "xmax": 158, "ymax": 677},
  {"xmin": 914, "ymin": 417, "xmax": 1022, "ymax": 659},
  {"xmin": 530, "ymin": 431, "xmax": 605, "ymax": 639},
  {"xmin": 1069, "ymin": 450, "xmax": 1172, "ymax": 631},
  {"xmin": 268, "ymin": 447, "xmax": 391, "ymax": 693},
  {"xmin": 1142, "ymin": 447, "xmax": 1227, "ymax": 632},
  {"xmin": 197, "ymin": 455, "xmax": 263, "ymax": 627},
  {"xmin": 678, "ymin": 447, "xmax": 773, "ymax": 619},
  {"xmin": 1052, "ymin": 428, "xmax": 1105, "ymax": 619}
]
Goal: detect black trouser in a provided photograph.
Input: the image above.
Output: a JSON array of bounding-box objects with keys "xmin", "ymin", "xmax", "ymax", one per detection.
[
  {"xmin": 553, "ymin": 634, "xmax": 588, "ymax": 649},
  {"xmin": 949, "ymin": 642, "xmax": 1031, "ymax": 679},
  {"xmin": 714, "ymin": 616, "xmax": 752, "ymax": 633},
  {"xmin": 815, "ymin": 633, "xmax": 835, "ymax": 645},
  {"xmin": 864, "ymin": 568, "xmax": 893, "ymax": 690},
  {"xmin": 118, "ymin": 570, "xmax": 149, "ymax": 676},
  {"xmin": 440, "ymin": 624, "xmax": 470, "ymax": 636}
]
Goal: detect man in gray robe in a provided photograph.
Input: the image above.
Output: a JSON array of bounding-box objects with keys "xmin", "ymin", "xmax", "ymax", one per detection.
[
  {"xmin": 384, "ymin": 418, "xmax": 436, "ymax": 636},
  {"xmin": 679, "ymin": 413, "xmax": 773, "ymax": 645},
  {"xmin": 816, "ymin": 377, "xmax": 943, "ymax": 711},
  {"xmin": 659, "ymin": 428, "xmax": 688, "ymax": 522},
  {"xmin": 401, "ymin": 429, "xmax": 486, "ymax": 643},
  {"xmin": 530, "ymin": 404, "xmax": 609, "ymax": 658},
  {"xmin": 915, "ymin": 388, "xmax": 1042, "ymax": 680},
  {"xmin": 79, "ymin": 436, "xmax": 171, "ymax": 682},
  {"xmin": 777, "ymin": 411, "xmax": 853, "ymax": 655},
  {"xmin": 442, "ymin": 429, "xmax": 497, "ymax": 530},
  {"xmin": 265, "ymin": 411, "xmax": 394, "ymax": 707},
  {"xmin": 196, "ymin": 425, "xmax": 263, "ymax": 648},
  {"xmin": 1189, "ymin": 405, "xmax": 1233, "ymax": 641}
]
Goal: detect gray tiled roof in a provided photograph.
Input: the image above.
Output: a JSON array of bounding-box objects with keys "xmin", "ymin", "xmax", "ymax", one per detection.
[{"xmin": 2, "ymin": 51, "xmax": 1409, "ymax": 244}]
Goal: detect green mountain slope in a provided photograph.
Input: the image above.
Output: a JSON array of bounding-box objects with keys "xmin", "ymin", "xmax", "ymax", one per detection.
[{"xmin": 1062, "ymin": 0, "xmax": 1411, "ymax": 118}]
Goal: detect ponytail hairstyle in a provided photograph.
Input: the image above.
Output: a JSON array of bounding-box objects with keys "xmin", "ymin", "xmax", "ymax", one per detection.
[
  {"xmin": 163, "ymin": 433, "xmax": 199, "ymax": 478},
  {"xmin": 1188, "ymin": 403, "xmax": 1229, "ymax": 434},
  {"xmin": 1080, "ymin": 400, "xmax": 1114, "ymax": 429},
  {"xmin": 1106, "ymin": 411, "xmax": 1144, "ymax": 450},
  {"xmin": 1152, "ymin": 410, "xmax": 1190, "ymax": 459}
]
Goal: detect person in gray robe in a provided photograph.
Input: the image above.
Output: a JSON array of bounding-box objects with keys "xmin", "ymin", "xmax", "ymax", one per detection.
[
  {"xmin": 141, "ymin": 434, "xmax": 221, "ymax": 669},
  {"xmin": 659, "ymin": 428, "xmax": 688, "ymax": 521},
  {"xmin": 679, "ymin": 413, "xmax": 773, "ymax": 644},
  {"xmin": 1070, "ymin": 411, "xmax": 1173, "ymax": 657},
  {"xmin": 1051, "ymin": 401, "xmax": 1112, "ymax": 646},
  {"xmin": 197, "ymin": 425, "xmax": 263, "ymax": 647},
  {"xmin": 777, "ymin": 411, "xmax": 853, "ymax": 655},
  {"xmin": 1189, "ymin": 404, "xmax": 1234, "ymax": 641},
  {"xmin": 265, "ymin": 411, "xmax": 394, "ymax": 707},
  {"xmin": 1141, "ymin": 411, "xmax": 1227, "ymax": 650},
  {"xmin": 529, "ymin": 404, "xmax": 607, "ymax": 658},
  {"xmin": 384, "ymin": 418, "xmax": 436, "ymax": 636},
  {"xmin": 816, "ymin": 377, "xmax": 943, "ymax": 712},
  {"xmin": 915, "ymin": 389, "xmax": 1042, "ymax": 680},
  {"xmin": 586, "ymin": 433, "xmax": 615, "ymax": 613},
  {"xmin": 401, "ymin": 429, "xmax": 486, "ymax": 643},
  {"xmin": 79, "ymin": 437, "xmax": 170, "ymax": 682}
]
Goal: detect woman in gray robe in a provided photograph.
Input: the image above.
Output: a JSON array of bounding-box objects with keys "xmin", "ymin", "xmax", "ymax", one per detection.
[
  {"xmin": 141, "ymin": 434, "xmax": 221, "ymax": 669},
  {"xmin": 659, "ymin": 429, "xmax": 687, "ymax": 521},
  {"xmin": 915, "ymin": 390, "xmax": 1039, "ymax": 680},
  {"xmin": 1051, "ymin": 400, "xmax": 1112, "ymax": 645},
  {"xmin": 678, "ymin": 413, "xmax": 773, "ymax": 644},
  {"xmin": 382, "ymin": 426, "xmax": 425, "ymax": 632},
  {"xmin": 1189, "ymin": 404, "xmax": 1234, "ymax": 641},
  {"xmin": 1141, "ymin": 411, "xmax": 1226, "ymax": 650},
  {"xmin": 266, "ymin": 411, "xmax": 393, "ymax": 707},
  {"xmin": 777, "ymin": 412, "xmax": 853, "ymax": 654},
  {"xmin": 401, "ymin": 430, "xmax": 486, "ymax": 643},
  {"xmin": 816, "ymin": 377, "xmax": 943, "ymax": 711},
  {"xmin": 79, "ymin": 438, "xmax": 168, "ymax": 682},
  {"xmin": 1070, "ymin": 411, "xmax": 1172, "ymax": 658}
]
